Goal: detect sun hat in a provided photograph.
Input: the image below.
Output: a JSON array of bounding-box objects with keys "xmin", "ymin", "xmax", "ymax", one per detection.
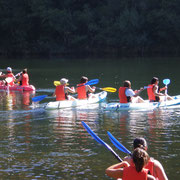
[
  {"xmin": 7, "ymin": 67, "xmax": 12, "ymax": 72},
  {"xmin": 60, "ymin": 78, "xmax": 69, "ymax": 85}
]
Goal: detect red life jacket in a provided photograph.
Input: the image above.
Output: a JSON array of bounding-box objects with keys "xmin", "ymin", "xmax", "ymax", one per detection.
[
  {"xmin": 55, "ymin": 85, "xmax": 66, "ymax": 101},
  {"xmin": 77, "ymin": 83, "xmax": 87, "ymax": 99},
  {"xmin": 145, "ymin": 158, "xmax": 154, "ymax": 176},
  {"xmin": 147, "ymin": 84, "xmax": 156, "ymax": 101},
  {"xmin": 22, "ymin": 73, "xmax": 29, "ymax": 86},
  {"xmin": 123, "ymin": 166, "xmax": 148, "ymax": 180},
  {"xmin": 7, "ymin": 73, "xmax": 15, "ymax": 86},
  {"xmin": 119, "ymin": 87, "xmax": 128, "ymax": 103}
]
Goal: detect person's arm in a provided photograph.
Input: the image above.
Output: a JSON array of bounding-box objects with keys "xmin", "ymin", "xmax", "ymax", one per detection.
[
  {"xmin": 106, "ymin": 161, "xmax": 129, "ymax": 179},
  {"xmin": 153, "ymin": 160, "xmax": 168, "ymax": 180},
  {"xmin": 134, "ymin": 87, "xmax": 144, "ymax": 97},
  {"xmin": 147, "ymin": 174, "xmax": 156, "ymax": 180},
  {"xmin": 66, "ymin": 86, "xmax": 75, "ymax": 94},
  {"xmin": 153, "ymin": 85, "xmax": 165, "ymax": 97},
  {"xmin": 86, "ymin": 85, "xmax": 95, "ymax": 93}
]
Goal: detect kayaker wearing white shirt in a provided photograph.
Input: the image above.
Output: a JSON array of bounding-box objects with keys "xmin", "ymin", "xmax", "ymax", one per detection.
[{"xmin": 119, "ymin": 80, "xmax": 145, "ymax": 103}]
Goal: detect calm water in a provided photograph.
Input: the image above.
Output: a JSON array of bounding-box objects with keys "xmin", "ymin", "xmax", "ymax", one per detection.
[{"xmin": 0, "ymin": 57, "xmax": 179, "ymax": 179}]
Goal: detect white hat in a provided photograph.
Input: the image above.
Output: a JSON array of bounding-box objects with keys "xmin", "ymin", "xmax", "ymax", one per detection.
[
  {"xmin": 7, "ymin": 67, "xmax": 12, "ymax": 72},
  {"xmin": 60, "ymin": 78, "xmax": 69, "ymax": 85}
]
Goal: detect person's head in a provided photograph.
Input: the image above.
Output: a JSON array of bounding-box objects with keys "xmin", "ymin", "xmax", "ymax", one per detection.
[
  {"xmin": 133, "ymin": 137, "xmax": 147, "ymax": 151},
  {"xmin": 80, "ymin": 76, "xmax": 88, "ymax": 83},
  {"xmin": 151, "ymin": 77, "xmax": 159, "ymax": 85},
  {"xmin": 123, "ymin": 80, "xmax": 131, "ymax": 88},
  {"xmin": 7, "ymin": 67, "xmax": 12, "ymax": 73},
  {"xmin": 60, "ymin": 78, "xmax": 69, "ymax": 85},
  {"xmin": 132, "ymin": 148, "xmax": 149, "ymax": 172},
  {"xmin": 23, "ymin": 68, "xmax": 27, "ymax": 74}
]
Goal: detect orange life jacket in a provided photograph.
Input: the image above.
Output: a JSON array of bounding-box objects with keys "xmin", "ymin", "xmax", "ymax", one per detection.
[
  {"xmin": 7, "ymin": 73, "xmax": 15, "ymax": 86},
  {"xmin": 123, "ymin": 166, "xmax": 148, "ymax": 180},
  {"xmin": 77, "ymin": 83, "xmax": 87, "ymax": 99},
  {"xmin": 145, "ymin": 158, "xmax": 154, "ymax": 176},
  {"xmin": 22, "ymin": 73, "xmax": 29, "ymax": 86},
  {"xmin": 119, "ymin": 87, "xmax": 128, "ymax": 103},
  {"xmin": 55, "ymin": 85, "xmax": 66, "ymax": 101},
  {"xmin": 147, "ymin": 84, "xmax": 156, "ymax": 101}
]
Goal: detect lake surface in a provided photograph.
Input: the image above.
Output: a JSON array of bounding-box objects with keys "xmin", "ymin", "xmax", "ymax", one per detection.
[{"xmin": 0, "ymin": 57, "xmax": 179, "ymax": 179}]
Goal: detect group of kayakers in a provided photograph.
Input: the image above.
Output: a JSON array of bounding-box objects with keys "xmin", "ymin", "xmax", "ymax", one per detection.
[
  {"xmin": 0, "ymin": 67, "xmax": 29, "ymax": 87},
  {"xmin": 54, "ymin": 76, "xmax": 173, "ymax": 103},
  {"xmin": 106, "ymin": 137, "xmax": 168, "ymax": 180},
  {"xmin": 53, "ymin": 76, "xmax": 96, "ymax": 101}
]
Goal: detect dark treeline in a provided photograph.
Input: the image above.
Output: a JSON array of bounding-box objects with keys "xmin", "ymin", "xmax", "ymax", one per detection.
[{"xmin": 0, "ymin": 0, "xmax": 180, "ymax": 57}]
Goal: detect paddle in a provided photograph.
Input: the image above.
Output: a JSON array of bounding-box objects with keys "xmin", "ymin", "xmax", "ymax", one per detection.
[
  {"xmin": 54, "ymin": 79, "xmax": 99, "ymax": 87},
  {"xmin": 81, "ymin": 121, "xmax": 122, "ymax": 162},
  {"xmin": 96, "ymin": 87, "xmax": 117, "ymax": 93},
  {"xmin": 32, "ymin": 95, "xmax": 48, "ymax": 102},
  {"xmin": 163, "ymin": 79, "xmax": 170, "ymax": 95},
  {"xmin": 107, "ymin": 131, "xmax": 132, "ymax": 155},
  {"xmin": 5, "ymin": 77, "xmax": 13, "ymax": 83}
]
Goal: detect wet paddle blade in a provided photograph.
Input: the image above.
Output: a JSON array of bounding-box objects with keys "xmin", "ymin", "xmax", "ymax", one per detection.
[
  {"xmin": 85, "ymin": 79, "xmax": 99, "ymax": 86},
  {"xmin": 163, "ymin": 79, "xmax": 170, "ymax": 86},
  {"xmin": 107, "ymin": 131, "xmax": 132, "ymax": 155},
  {"xmin": 54, "ymin": 81, "xmax": 61, "ymax": 86},
  {"xmin": 81, "ymin": 121, "xmax": 122, "ymax": 162},
  {"xmin": 101, "ymin": 87, "xmax": 117, "ymax": 92},
  {"xmin": 5, "ymin": 77, "xmax": 13, "ymax": 83},
  {"xmin": 32, "ymin": 95, "xmax": 48, "ymax": 102}
]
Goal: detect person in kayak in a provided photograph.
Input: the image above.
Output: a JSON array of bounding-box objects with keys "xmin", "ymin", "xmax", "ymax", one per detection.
[
  {"xmin": 119, "ymin": 80, "xmax": 145, "ymax": 103},
  {"xmin": 0, "ymin": 67, "xmax": 15, "ymax": 86},
  {"xmin": 123, "ymin": 137, "xmax": 168, "ymax": 180},
  {"xmin": 76, "ymin": 76, "xmax": 96, "ymax": 99},
  {"xmin": 53, "ymin": 78, "xmax": 76, "ymax": 101},
  {"xmin": 147, "ymin": 77, "xmax": 173, "ymax": 102},
  {"xmin": 106, "ymin": 147, "xmax": 156, "ymax": 180},
  {"xmin": 16, "ymin": 68, "xmax": 29, "ymax": 86}
]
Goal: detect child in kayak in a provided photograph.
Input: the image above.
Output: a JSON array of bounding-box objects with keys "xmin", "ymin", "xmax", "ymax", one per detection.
[
  {"xmin": 119, "ymin": 80, "xmax": 145, "ymax": 103},
  {"xmin": 123, "ymin": 138, "xmax": 168, "ymax": 180},
  {"xmin": 147, "ymin": 77, "xmax": 173, "ymax": 102},
  {"xmin": 106, "ymin": 147, "xmax": 156, "ymax": 180},
  {"xmin": 53, "ymin": 78, "xmax": 76, "ymax": 101},
  {"xmin": 76, "ymin": 76, "xmax": 96, "ymax": 99}
]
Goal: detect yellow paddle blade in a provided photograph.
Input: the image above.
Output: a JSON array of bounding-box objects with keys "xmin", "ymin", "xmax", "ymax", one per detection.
[
  {"xmin": 101, "ymin": 87, "xmax": 117, "ymax": 92},
  {"xmin": 54, "ymin": 81, "xmax": 69, "ymax": 86},
  {"xmin": 54, "ymin": 81, "xmax": 61, "ymax": 86}
]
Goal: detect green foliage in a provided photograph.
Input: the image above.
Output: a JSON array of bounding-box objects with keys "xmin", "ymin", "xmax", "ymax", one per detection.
[{"xmin": 0, "ymin": 0, "xmax": 180, "ymax": 57}]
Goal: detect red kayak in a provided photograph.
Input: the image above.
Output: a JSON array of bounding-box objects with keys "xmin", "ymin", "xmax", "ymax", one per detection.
[{"xmin": 0, "ymin": 84, "xmax": 35, "ymax": 91}]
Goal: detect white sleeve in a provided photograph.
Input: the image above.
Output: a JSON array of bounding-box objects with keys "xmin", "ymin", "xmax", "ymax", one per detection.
[{"xmin": 125, "ymin": 89, "xmax": 135, "ymax": 97}]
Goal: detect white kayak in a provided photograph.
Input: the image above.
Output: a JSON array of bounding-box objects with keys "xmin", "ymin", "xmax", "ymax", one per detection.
[
  {"xmin": 104, "ymin": 95, "xmax": 180, "ymax": 111},
  {"xmin": 45, "ymin": 91, "xmax": 107, "ymax": 110}
]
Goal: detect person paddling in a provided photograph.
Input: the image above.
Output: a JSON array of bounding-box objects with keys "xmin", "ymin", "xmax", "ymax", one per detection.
[
  {"xmin": 147, "ymin": 77, "xmax": 173, "ymax": 102},
  {"xmin": 123, "ymin": 138, "xmax": 168, "ymax": 180},
  {"xmin": 119, "ymin": 80, "xmax": 145, "ymax": 103},
  {"xmin": 16, "ymin": 68, "xmax": 29, "ymax": 86},
  {"xmin": 0, "ymin": 67, "xmax": 15, "ymax": 86},
  {"xmin": 53, "ymin": 78, "xmax": 76, "ymax": 101},
  {"xmin": 106, "ymin": 147, "xmax": 156, "ymax": 180},
  {"xmin": 76, "ymin": 76, "xmax": 96, "ymax": 99}
]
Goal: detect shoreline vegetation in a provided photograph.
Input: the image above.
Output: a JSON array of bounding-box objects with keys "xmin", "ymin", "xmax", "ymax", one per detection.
[{"xmin": 0, "ymin": 0, "xmax": 180, "ymax": 58}]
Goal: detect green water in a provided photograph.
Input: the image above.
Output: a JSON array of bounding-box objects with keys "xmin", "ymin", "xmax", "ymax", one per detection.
[{"xmin": 0, "ymin": 57, "xmax": 179, "ymax": 179}]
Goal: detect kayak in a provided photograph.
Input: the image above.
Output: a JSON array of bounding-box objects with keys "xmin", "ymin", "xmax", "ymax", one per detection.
[
  {"xmin": 0, "ymin": 84, "xmax": 35, "ymax": 91},
  {"xmin": 104, "ymin": 95, "xmax": 180, "ymax": 111},
  {"xmin": 45, "ymin": 91, "xmax": 107, "ymax": 110}
]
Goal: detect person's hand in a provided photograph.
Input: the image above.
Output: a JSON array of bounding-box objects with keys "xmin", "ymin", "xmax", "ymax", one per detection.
[
  {"xmin": 92, "ymin": 86, "xmax": 96, "ymax": 89},
  {"xmin": 71, "ymin": 87, "xmax": 75, "ymax": 91}
]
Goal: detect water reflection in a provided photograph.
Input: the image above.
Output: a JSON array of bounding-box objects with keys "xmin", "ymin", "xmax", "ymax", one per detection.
[{"xmin": 0, "ymin": 90, "xmax": 35, "ymax": 110}]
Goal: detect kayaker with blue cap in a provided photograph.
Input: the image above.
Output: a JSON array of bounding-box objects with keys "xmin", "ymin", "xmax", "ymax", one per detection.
[
  {"xmin": 119, "ymin": 80, "xmax": 145, "ymax": 103},
  {"xmin": 76, "ymin": 76, "xmax": 96, "ymax": 99},
  {"xmin": 147, "ymin": 77, "xmax": 173, "ymax": 102},
  {"xmin": 53, "ymin": 78, "xmax": 76, "ymax": 101}
]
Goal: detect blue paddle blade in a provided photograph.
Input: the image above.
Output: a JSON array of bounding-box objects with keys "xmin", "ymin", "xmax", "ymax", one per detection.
[
  {"xmin": 85, "ymin": 79, "xmax": 99, "ymax": 86},
  {"xmin": 32, "ymin": 95, "xmax": 48, "ymax": 102},
  {"xmin": 107, "ymin": 131, "xmax": 132, "ymax": 155},
  {"xmin": 81, "ymin": 121, "xmax": 123, "ymax": 162},
  {"xmin": 163, "ymin": 79, "xmax": 170, "ymax": 85}
]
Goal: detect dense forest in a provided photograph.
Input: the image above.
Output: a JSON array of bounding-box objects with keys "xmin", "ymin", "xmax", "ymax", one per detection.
[{"xmin": 0, "ymin": 0, "xmax": 180, "ymax": 57}]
